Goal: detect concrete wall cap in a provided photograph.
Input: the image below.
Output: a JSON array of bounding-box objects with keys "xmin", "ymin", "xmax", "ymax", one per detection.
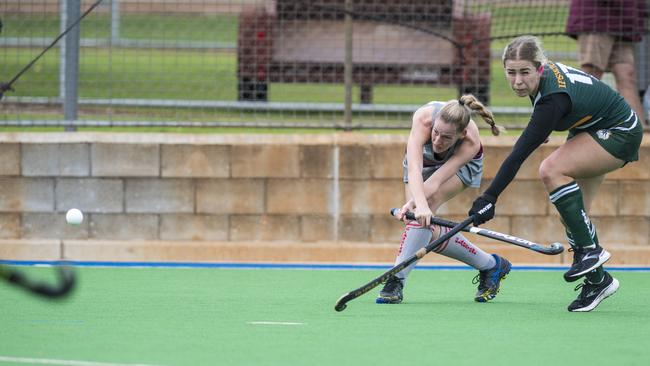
[
  {"xmin": 0, "ymin": 132, "xmax": 408, "ymax": 145},
  {"xmin": 0, "ymin": 132, "xmax": 647, "ymax": 146}
]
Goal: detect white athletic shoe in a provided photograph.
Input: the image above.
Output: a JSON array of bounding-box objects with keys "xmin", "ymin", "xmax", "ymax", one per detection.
[{"xmin": 567, "ymin": 271, "xmax": 619, "ymax": 312}]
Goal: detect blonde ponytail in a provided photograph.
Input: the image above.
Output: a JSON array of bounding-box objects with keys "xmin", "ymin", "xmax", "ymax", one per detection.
[{"xmin": 458, "ymin": 94, "xmax": 504, "ymax": 136}]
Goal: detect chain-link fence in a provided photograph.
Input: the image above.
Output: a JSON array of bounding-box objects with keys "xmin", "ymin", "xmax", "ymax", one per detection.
[{"xmin": 1, "ymin": 0, "xmax": 649, "ymax": 129}]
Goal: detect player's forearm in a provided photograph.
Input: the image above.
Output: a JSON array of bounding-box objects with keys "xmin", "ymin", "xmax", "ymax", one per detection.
[{"xmin": 408, "ymin": 170, "xmax": 429, "ymax": 208}]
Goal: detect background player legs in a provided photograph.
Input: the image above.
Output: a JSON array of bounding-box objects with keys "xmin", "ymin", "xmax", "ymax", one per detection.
[{"xmin": 610, "ymin": 62, "xmax": 646, "ymax": 124}]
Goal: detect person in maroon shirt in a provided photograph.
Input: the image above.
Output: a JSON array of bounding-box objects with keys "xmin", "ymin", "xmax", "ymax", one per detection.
[{"xmin": 566, "ymin": 0, "xmax": 648, "ymax": 125}]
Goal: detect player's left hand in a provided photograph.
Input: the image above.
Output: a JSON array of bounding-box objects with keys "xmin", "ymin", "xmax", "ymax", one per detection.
[
  {"xmin": 396, "ymin": 200, "xmax": 416, "ymax": 221},
  {"xmin": 469, "ymin": 194, "xmax": 496, "ymax": 226}
]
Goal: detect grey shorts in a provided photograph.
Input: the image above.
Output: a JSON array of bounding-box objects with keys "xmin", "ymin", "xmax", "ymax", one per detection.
[{"xmin": 402, "ymin": 155, "xmax": 484, "ymax": 188}]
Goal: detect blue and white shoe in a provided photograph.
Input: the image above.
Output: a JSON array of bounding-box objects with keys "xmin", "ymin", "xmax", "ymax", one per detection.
[{"xmin": 473, "ymin": 254, "xmax": 511, "ymax": 302}]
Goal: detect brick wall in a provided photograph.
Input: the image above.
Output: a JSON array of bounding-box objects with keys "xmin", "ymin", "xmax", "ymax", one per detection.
[{"xmin": 0, "ymin": 132, "xmax": 648, "ymax": 265}]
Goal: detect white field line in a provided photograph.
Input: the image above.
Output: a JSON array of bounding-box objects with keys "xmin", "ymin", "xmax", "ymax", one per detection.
[
  {"xmin": 247, "ymin": 321, "xmax": 306, "ymax": 326},
  {"xmin": 0, "ymin": 356, "xmax": 162, "ymax": 366}
]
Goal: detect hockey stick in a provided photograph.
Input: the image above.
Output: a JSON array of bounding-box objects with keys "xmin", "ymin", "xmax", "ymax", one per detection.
[
  {"xmin": 0, "ymin": 263, "xmax": 76, "ymax": 298},
  {"xmin": 334, "ymin": 215, "xmax": 475, "ymax": 312},
  {"xmin": 391, "ymin": 208, "xmax": 564, "ymax": 255},
  {"xmin": 0, "ymin": 0, "xmax": 105, "ymax": 100}
]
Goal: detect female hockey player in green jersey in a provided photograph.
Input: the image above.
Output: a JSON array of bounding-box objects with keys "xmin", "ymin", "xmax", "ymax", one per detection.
[{"xmin": 469, "ymin": 36, "xmax": 643, "ymax": 312}]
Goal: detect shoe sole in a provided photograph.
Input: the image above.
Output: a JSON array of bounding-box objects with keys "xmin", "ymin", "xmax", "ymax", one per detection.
[
  {"xmin": 474, "ymin": 263, "xmax": 512, "ymax": 303},
  {"xmin": 474, "ymin": 275, "xmax": 507, "ymax": 302},
  {"xmin": 376, "ymin": 297, "xmax": 402, "ymax": 304},
  {"xmin": 564, "ymin": 249, "xmax": 611, "ymax": 282},
  {"xmin": 569, "ymin": 278, "xmax": 619, "ymax": 312}
]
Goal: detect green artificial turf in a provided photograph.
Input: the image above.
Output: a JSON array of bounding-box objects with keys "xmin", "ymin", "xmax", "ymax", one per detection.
[{"xmin": 1, "ymin": 266, "xmax": 649, "ymax": 366}]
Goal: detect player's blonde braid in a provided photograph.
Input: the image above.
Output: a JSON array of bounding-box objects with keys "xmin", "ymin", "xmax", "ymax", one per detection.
[{"xmin": 459, "ymin": 94, "xmax": 505, "ymax": 136}]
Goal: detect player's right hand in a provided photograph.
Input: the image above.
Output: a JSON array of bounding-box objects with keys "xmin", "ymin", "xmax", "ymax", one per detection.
[{"xmin": 469, "ymin": 194, "xmax": 496, "ymax": 226}]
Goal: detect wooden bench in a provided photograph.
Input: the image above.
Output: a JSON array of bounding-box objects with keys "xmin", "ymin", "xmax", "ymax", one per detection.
[{"xmin": 237, "ymin": 0, "xmax": 491, "ymax": 104}]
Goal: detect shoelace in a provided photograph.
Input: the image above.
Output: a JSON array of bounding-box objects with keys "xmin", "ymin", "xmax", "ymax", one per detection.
[
  {"xmin": 567, "ymin": 247, "xmax": 586, "ymax": 265},
  {"xmin": 472, "ymin": 272, "xmax": 487, "ymax": 290},
  {"xmin": 573, "ymin": 280, "xmax": 592, "ymax": 300},
  {"xmin": 383, "ymin": 277, "xmax": 401, "ymax": 292}
]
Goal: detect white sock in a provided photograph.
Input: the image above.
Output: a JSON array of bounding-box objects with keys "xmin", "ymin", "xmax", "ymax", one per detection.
[
  {"xmin": 433, "ymin": 227, "xmax": 496, "ymax": 270},
  {"xmin": 393, "ymin": 222, "xmax": 433, "ymax": 282}
]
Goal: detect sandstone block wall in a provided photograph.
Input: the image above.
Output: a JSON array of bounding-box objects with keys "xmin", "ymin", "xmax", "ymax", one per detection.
[{"xmin": 0, "ymin": 132, "xmax": 648, "ymax": 265}]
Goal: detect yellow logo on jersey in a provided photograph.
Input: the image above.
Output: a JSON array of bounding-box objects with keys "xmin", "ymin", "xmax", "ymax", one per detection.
[
  {"xmin": 570, "ymin": 115, "xmax": 593, "ymax": 129},
  {"xmin": 548, "ymin": 63, "xmax": 567, "ymax": 89}
]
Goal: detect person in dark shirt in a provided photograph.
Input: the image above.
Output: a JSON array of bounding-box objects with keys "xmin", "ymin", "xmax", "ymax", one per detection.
[
  {"xmin": 566, "ymin": 0, "xmax": 648, "ymax": 125},
  {"xmin": 469, "ymin": 36, "xmax": 643, "ymax": 312}
]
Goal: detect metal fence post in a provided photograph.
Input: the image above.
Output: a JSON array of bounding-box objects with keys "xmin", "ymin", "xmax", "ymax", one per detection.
[
  {"xmin": 111, "ymin": 0, "xmax": 120, "ymax": 45},
  {"xmin": 343, "ymin": 0, "xmax": 353, "ymax": 130},
  {"xmin": 63, "ymin": 0, "xmax": 81, "ymax": 131}
]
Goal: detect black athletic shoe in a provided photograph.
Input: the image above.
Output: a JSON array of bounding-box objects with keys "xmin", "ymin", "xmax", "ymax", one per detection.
[
  {"xmin": 376, "ymin": 275, "xmax": 403, "ymax": 304},
  {"xmin": 563, "ymin": 246, "xmax": 611, "ymax": 282},
  {"xmin": 473, "ymin": 254, "xmax": 512, "ymax": 303},
  {"xmin": 567, "ymin": 271, "xmax": 619, "ymax": 312}
]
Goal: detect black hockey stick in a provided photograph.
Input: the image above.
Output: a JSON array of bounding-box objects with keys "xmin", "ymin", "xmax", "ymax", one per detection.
[
  {"xmin": 334, "ymin": 215, "xmax": 475, "ymax": 312},
  {"xmin": 0, "ymin": 0, "xmax": 105, "ymax": 100},
  {"xmin": 391, "ymin": 208, "xmax": 564, "ymax": 255},
  {"xmin": 0, "ymin": 263, "xmax": 76, "ymax": 298}
]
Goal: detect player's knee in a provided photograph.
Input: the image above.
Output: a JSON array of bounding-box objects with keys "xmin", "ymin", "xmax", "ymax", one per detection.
[
  {"xmin": 539, "ymin": 158, "xmax": 559, "ymax": 186},
  {"xmin": 428, "ymin": 223, "xmax": 442, "ymax": 239},
  {"xmin": 612, "ymin": 64, "xmax": 637, "ymax": 81}
]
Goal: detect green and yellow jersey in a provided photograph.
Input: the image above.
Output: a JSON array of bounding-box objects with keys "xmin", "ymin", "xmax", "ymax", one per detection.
[
  {"xmin": 483, "ymin": 61, "xmax": 642, "ymax": 200},
  {"xmin": 535, "ymin": 61, "xmax": 634, "ymax": 132}
]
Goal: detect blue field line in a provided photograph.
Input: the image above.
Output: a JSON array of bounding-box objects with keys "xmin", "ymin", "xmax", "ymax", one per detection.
[{"xmin": 2, "ymin": 259, "xmax": 650, "ymax": 272}]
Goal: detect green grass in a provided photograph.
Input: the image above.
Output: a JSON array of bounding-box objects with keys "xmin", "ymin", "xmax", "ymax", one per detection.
[
  {"xmin": 1, "ymin": 46, "xmax": 459, "ymax": 104},
  {"xmin": 1, "ymin": 14, "xmax": 239, "ymax": 43},
  {"xmin": 0, "ymin": 44, "xmax": 559, "ymax": 130},
  {"xmin": 3, "ymin": 7, "xmax": 573, "ymax": 49},
  {"xmin": 1, "ymin": 7, "xmax": 581, "ymax": 130},
  {"xmin": 1, "ymin": 266, "xmax": 649, "ymax": 366},
  {"xmin": 1, "ymin": 40, "xmax": 580, "ymax": 103}
]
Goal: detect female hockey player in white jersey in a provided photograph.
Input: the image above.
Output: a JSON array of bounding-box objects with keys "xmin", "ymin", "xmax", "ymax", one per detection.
[{"xmin": 377, "ymin": 94, "xmax": 512, "ymax": 305}]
